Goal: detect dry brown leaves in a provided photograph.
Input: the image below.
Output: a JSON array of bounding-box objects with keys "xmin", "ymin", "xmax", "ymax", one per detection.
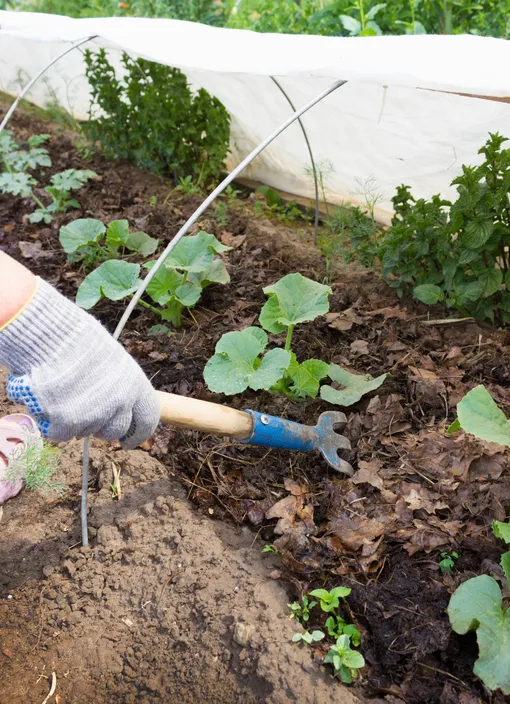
[{"xmin": 265, "ymin": 478, "xmax": 315, "ymax": 536}]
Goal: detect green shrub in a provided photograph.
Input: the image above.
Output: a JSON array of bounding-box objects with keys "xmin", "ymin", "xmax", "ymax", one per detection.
[
  {"xmin": 351, "ymin": 133, "xmax": 510, "ymax": 325},
  {"xmin": 83, "ymin": 49, "xmax": 230, "ymax": 187}
]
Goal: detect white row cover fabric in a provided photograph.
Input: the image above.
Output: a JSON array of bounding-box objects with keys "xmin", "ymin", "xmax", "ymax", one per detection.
[{"xmin": 1, "ymin": 11, "xmax": 510, "ymax": 221}]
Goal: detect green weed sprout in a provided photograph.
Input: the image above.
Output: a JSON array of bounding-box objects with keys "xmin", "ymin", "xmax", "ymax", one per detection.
[
  {"xmin": 262, "ymin": 544, "xmax": 278, "ymax": 554},
  {"xmin": 324, "ymin": 634, "xmax": 365, "ymax": 683},
  {"xmin": 292, "ymin": 630, "xmax": 324, "ymax": 645},
  {"xmin": 439, "ymin": 551, "xmax": 459, "ymax": 574},
  {"xmin": 288, "ymin": 594, "xmax": 317, "ymax": 625},
  {"xmin": 309, "ymin": 586, "xmax": 351, "ymax": 613},
  {"xmin": 325, "ymin": 615, "xmax": 361, "ymax": 646},
  {"xmin": 5, "ymin": 436, "xmax": 64, "ymax": 496}
]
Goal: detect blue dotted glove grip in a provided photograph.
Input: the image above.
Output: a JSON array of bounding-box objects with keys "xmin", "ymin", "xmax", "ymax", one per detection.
[{"xmin": 7, "ymin": 373, "xmax": 50, "ymax": 437}]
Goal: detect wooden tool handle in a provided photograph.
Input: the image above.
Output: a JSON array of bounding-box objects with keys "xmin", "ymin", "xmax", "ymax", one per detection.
[{"xmin": 156, "ymin": 391, "xmax": 253, "ymax": 440}]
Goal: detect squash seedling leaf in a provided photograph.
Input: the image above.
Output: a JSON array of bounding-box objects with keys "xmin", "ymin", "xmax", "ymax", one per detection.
[
  {"xmin": 259, "ymin": 273, "xmax": 332, "ymax": 333},
  {"xmin": 320, "ymin": 364, "xmax": 388, "ymax": 406},
  {"xmin": 76, "ymin": 260, "xmax": 141, "ymax": 309},
  {"xmin": 450, "ymin": 385, "xmax": 510, "ymax": 447},
  {"xmin": 448, "ymin": 575, "xmax": 510, "ymax": 695}
]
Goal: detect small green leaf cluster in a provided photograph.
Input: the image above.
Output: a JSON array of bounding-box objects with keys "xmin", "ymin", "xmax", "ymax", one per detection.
[
  {"xmin": 289, "ymin": 586, "xmax": 364, "ymax": 683},
  {"xmin": 254, "ymin": 186, "xmax": 307, "ymax": 224},
  {"xmin": 74, "ymin": 228, "xmax": 231, "ymax": 327},
  {"xmin": 324, "ymin": 634, "xmax": 365, "ymax": 683},
  {"xmin": 288, "ymin": 594, "xmax": 316, "ymax": 624},
  {"xmin": 448, "ymin": 385, "xmax": 510, "ymax": 448},
  {"xmin": 83, "ymin": 49, "xmax": 230, "ymax": 188},
  {"xmin": 439, "ymin": 551, "xmax": 459, "ymax": 574},
  {"xmin": 204, "ymin": 272, "xmax": 387, "ymax": 404},
  {"xmin": 350, "ymin": 134, "xmax": 510, "ymax": 324},
  {"xmin": 0, "ymin": 130, "xmax": 96, "ymax": 223},
  {"xmin": 59, "ymin": 218, "xmax": 159, "ymax": 269},
  {"xmin": 447, "ymin": 520, "xmax": 510, "ymax": 695}
]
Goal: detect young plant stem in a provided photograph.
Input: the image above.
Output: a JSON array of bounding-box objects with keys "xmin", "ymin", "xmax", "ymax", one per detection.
[
  {"xmin": 285, "ymin": 324, "xmax": 295, "ymax": 352},
  {"xmin": 30, "ymin": 191, "xmax": 47, "ymax": 211},
  {"xmin": 359, "ymin": 0, "xmax": 366, "ymax": 30},
  {"xmin": 137, "ymin": 298, "xmax": 162, "ymax": 316}
]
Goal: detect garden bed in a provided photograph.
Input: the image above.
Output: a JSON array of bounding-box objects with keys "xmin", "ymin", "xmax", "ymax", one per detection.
[{"xmin": 1, "ymin": 104, "xmax": 509, "ymax": 704}]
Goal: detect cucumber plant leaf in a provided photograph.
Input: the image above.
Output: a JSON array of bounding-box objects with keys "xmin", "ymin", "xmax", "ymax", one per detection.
[
  {"xmin": 50, "ymin": 169, "xmax": 97, "ymax": 191},
  {"xmin": 165, "ymin": 231, "xmax": 231, "ymax": 273},
  {"xmin": 287, "ymin": 356, "xmax": 329, "ymax": 398},
  {"xmin": 190, "ymin": 258, "xmax": 230, "ymax": 287},
  {"xmin": 0, "ymin": 172, "xmax": 37, "ymax": 198},
  {"xmin": 320, "ymin": 364, "xmax": 388, "ymax": 406},
  {"xmin": 145, "ymin": 266, "xmax": 184, "ymax": 306},
  {"xmin": 76, "ymin": 260, "xmax": 141, "ymax": 309},
  {"xmin": 60, "ymin": 218, "xmax": 106, "ymax": 255},
  {"xmin": 501, "ymin": 552, "xmax": 510, "ymax": 585},
  {"xmin": 493, "ymin": 521, "xmax": 510, "ymax": 544},
  {"xmin": 105, "ymin": 219, "xmax": 130, "ymax": 250},
  {"xmin": 125, "ymin": 230, "xmax": 159, "ymax": 256},
  {"xmin": 174, "ymin": 282, "xmax": 202, "ymax": 307},
  {"xmin": 204, "ymin": 327, "xmax": 290, "ymax": 395},
  {"xmin": 448, "ymin": 575, "xmax": 510, "ymax": 695},
  {"xmin": 449, "ymin": 385, "xmax": 510, "ymax": 447},
  {"xmin": 259, "ymin": 273, "xmax": 332, "ymax": 334}
]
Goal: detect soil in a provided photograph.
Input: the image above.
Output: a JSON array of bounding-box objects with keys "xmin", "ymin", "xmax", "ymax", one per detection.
[{"xmin": 1, "ymin": 103, "xmax": 510, "ymax": 704}]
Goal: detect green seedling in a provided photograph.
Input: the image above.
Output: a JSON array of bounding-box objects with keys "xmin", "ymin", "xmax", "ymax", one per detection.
[
  {"xmin": 75, "ymin": 230, "xmax": 231, "ymax": 328},
  {"xmin": 447, "ymin": 520, "xmax": 510, "ymax": 694},
  {"xmin": 262, "ymin": 544, "xmax": 278, "ymax": 554},
  {"xmin": 439, "ymin": 551, "xmax": 459, "ymax": 574},
  {"xmin": 0, "ymin": 130, "xmax": 96, "ymax": 224},
  {"xmin": 292, "ymin": 630, "xmax": 324, "ymax": 645},
  {"xmin": 175, "ymin": 175, "xmax": 204, "ymax": 196},
  {"xmin": 448, "ymin": 385, "xmax": 510, "ymax": 448},
  {"xmin": 324, "ymin": 634, "xmax": 365, "ymax": 683},
  {"xmin": 215, "ymin": 201, "xmax": 229, "ymax": 229},
  {"xmin": 255, "ymin": 185, "xmax": 306, "ymax": 223},
  {"xmin": 205, "ymin": 273, "xmax": 331, "ymax": 399},
  {"xmin": 288, "ymin": 595, "xmax": 317, "ymax": 625},
  {"xmin": 204, "ymin": 272, "xmax": 388, "ymax": 404},
  {"xmin": 60, "ymin": 218, "xmax": 159, "ymax": 269},
  {"xmin": 223, "ymin": 184, "xmax": 242, "ymax": 203},
  {"xmin": 5, "ymin": 437, "xmax": 64, "ymax": 497},
  {"xmin": 325, "ymin": 615, "xmax": 361, "ymax": 646},
  {"xmin": 150, "ymin": 195, "xmax": 158, "ymax": 206},
  {"xmin": 309, "ymin": 586, "xmax": 352, "ymax": 613}
]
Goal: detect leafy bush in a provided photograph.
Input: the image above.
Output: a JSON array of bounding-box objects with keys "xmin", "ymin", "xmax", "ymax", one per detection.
[
  {"xmin": 0, "ymin": 130, "xmax": 96, "ymax": 223},
  {"xmin": 204, "ymin": 272, "xmax": 387, "ymax": 403},
  {"xmin": 72, "ymin": 226, "xmax": 231, "ymax": 327},
  {"xmin": 83, "ymin": 49, "xmax": 230, "ymax": 187},
  {"xmin": 351, "ymin": 134, "xmax": 510, "ymax": 324}
]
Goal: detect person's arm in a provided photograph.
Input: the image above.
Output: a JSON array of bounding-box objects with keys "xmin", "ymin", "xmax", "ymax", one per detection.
[
  {"xmin": 0, "ymin": 253, "xmax": 159, "ymax": 448},
  {"xmin": 0, "ymin": 252, "xmax": 38, "ymax": 329}
]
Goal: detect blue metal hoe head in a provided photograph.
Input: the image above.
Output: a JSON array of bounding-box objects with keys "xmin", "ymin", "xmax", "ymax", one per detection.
[
  {"xmin": 313, "ymin": 411, "xmax": 353, "ymax": 476},
  {"xmin": 243, "ymin": 409, "xmax": 353, "ymax": 476}
]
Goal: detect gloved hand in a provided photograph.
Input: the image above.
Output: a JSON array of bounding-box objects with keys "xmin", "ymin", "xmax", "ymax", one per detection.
[{"xmin": 0, "ymin": 278, "xmax": 160, "ymax": 449}]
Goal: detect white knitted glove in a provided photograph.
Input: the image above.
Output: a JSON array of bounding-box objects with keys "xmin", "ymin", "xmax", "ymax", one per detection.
[{"xmin": 0, "ymin": 278, "xmax": 160, "ymax": 449}]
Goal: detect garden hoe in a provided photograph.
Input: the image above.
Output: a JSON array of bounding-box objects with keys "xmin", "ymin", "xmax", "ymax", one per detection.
[
  {"xmin": 0, "ymin": 392, "xmax": 353, "ymax": 490},
  {"xmin": 155, "ymin": 391, "xmax": 353, "ymax": 475}
]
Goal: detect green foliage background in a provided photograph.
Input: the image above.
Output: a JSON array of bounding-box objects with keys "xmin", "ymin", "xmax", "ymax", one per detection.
[{"xmin": 7, "ymin": 0, "xmax": 510, "ymax": 38}]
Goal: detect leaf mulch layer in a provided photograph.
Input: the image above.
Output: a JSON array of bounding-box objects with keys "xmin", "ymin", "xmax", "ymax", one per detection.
[{"xmin": 1, "ymin": 104, "xmax": 510, "ymax": 704}]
